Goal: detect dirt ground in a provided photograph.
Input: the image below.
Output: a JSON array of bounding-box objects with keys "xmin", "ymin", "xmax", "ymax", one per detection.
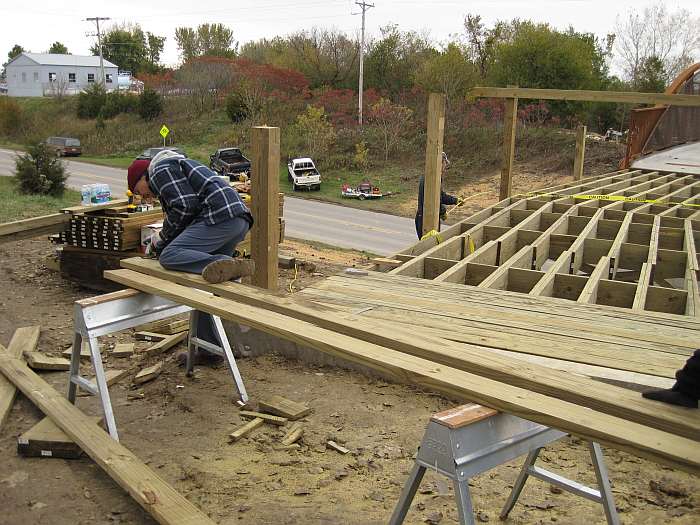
[{"xmin": 0, "ymin": 237, "xmax": 698, "ymax": 525}]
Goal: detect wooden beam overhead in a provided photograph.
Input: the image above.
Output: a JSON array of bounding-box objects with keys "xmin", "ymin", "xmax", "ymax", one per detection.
[{"xmin": 470, "ymin": 87, "xmax": 700, "ymax": 107}]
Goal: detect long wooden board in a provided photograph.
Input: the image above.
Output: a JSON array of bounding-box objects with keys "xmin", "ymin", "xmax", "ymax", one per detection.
[
  {"xmin": 104, "ymin": 268, "xmax": 700, "ymax": 474},
  {"xmin": 0, "ymin": 213, "xmax": 69, "ymax": 244},
  {"xmin": 115, "ymin": 260, "xmax": 699, "ymax": 440},
  {"xmin": 0, "ymin": 349, "xmax": 215, "ymax": 525},
  {"xmin": 0, "ymin": 326, "xmax": 40, "ymax": 429}
]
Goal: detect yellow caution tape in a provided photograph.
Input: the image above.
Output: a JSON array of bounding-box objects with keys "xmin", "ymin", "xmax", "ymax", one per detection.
[
  {"xmin": 420, "ymin": 230, "xmax": 443, "ymax": 243},
  {"xmin": 523, "ymin": 191, "xmax": 700, "ymax": 208},
  {"xmin": 466, "ymin": 234, "xmax": 475, "ymax": 254}
]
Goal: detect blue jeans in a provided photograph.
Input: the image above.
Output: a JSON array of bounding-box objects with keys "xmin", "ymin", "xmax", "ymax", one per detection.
[
  {"xmin": 159, "ymin": 216, "xmax": 250, "ymax": 275},
  {"xmin": 159, "ymin": 216, "xmax": 250, "ymax": 346}
]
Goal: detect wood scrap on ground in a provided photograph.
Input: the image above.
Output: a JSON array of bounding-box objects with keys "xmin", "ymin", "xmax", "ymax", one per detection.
[
  {"xmin": 62, "ymin": 341, "xmax": 100, "ymax": 360},
  {"xmin": 141, "ymin": 332, "xmax": 188, "ymax": 358},
  {"xmin": 239, "ymin": 410, "xmax": 288, "ymax": 425},
  {"xmin": 17, "ymin": 416, "xmax": 102, "ymax": 459},
  {"xmin": 281, "ymin": 422, "xmax": 304, "ymax": 446},
  {"xmin": 0, "ymin": 346, "xmax": 216, "ymax": 525},
  {"xmin": 229, "ymin": 417, "xmax": 264, "ymax": 442},
  {"xmin": 111, "ymin": 343, "xmax": 135, "ymax": 358},
  {"xmin": 134, "ymin": 361, "xmax": 164, "ymax": 384},
  {"xmin": 327, "ymin": 440, "xmax": 350, "ymax": 454},
  {"xmin": 25, "ymin": 352, "xmax": 71, "ymax": 371},
  {"xmin": 258, "ymin": 395, "xmax": 312, "ymax": 420},
  {"xmin": 134, "ymin": 331, "xmax": 168, "ymax": 342}
]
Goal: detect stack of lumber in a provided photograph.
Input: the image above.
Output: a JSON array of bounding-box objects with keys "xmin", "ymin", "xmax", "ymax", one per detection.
[
  {"xmin": 105, "ymin": 259, "xmax": 700, "ymax": 476},
  {"xmin": 57, "ymin": 208, "xmax": 163, "ymax": 252}
]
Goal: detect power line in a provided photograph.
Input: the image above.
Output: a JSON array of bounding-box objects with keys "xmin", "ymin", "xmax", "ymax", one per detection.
[
  {"xmin": 353, "ymin": 1, "xmax": 374, "ymax": 126},
  {"xmin": 85, "ymin": 16, "xmax": 111, "ymax": 86}
]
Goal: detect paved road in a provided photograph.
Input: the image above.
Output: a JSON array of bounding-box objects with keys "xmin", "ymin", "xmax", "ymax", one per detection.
[{"xmin": 0, "ymin": 148, "xmax": 416, "ymax": 255}]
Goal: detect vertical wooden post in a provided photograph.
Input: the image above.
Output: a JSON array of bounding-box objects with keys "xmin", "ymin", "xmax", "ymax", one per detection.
[
  {"xmin": 499, "ymin": 94, "xmax": 518, "ymax": 201},
  {"xmin": 251, "ymin": 126, "xmax": 280, "ymax": 290},
  {"xmin": 422, "ymin": 93, "xmax": 446, "ymax": 237},
  {"xmin": 573, "ymin": 124, "xmax": 587, "ymax": 181}
]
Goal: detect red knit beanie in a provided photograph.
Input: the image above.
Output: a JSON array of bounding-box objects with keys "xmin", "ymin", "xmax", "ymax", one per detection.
[{"xmin": 127, "ymin": 159, "xmax": 150, "ymax": 192}]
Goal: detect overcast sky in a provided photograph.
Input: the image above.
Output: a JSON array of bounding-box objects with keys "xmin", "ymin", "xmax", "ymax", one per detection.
[{"xmin": 2, "ymin": 0, "xmax": 698, "ymax": 70}]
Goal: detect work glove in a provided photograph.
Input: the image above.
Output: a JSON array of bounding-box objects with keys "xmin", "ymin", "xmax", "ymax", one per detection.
[
  {"xmin": 440, "ymin": 212, "xmax": 447, "ymax": 221},
  {"xmin": 457, "ymin": 197, "xmax": 466, "ymax": 207},
  {"xmin": 144, "ymin": 232, "xmax": 163, "ymax": 258}
]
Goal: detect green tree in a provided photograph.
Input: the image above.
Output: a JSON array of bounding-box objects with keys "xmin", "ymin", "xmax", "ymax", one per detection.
[
  {"xmin": 291, "ymin": 106, "xmax": 336, "ymax": 160},
  {"xmin": 488, "ymin": 22, "xmax": 606, "ymax": 90},
  {"xmin": 138, "ymin": 88, "xmax": 163, "ymax": 120},
  {"xmin": 2, "ymin": 44, "xmax": 25, "ymax": 80},
  {"xmin": 146, "ymin": 32, "xmax": 166, "ymax": 71},
  {"xmin": 48, "ymin": 41, "xmax": 68, "ymax": 54},
  {"xmin": 77, "ymin": 83, "xmax": 107, "ymax": 119},
  {"xmin": 364, "ymin": 24, "xmax": 434, "ymax": 95},
  {"xmin": 91, "ymin": 24, "xmax": 165, "ymax": 75},
  {"xmin": 14, "ymin": 142, "xmax": 68, "ymax": 196},
  {"xmin": 462, "ymin": 14, "xmax": 511, "ymax": 79},
  {"xmin": 415, "ymin": 43, "xmax": 477, "ymax": 108},
  {"xmin": 635, "ymin": 56, "xmax": 667, "ymax": 93},
  {"xmin": 175, "ymin": 24, "xmax": 237, "ymax": 62},
  {"xmin": 367, "ymin": 98, "xmax": 413, "ymax": 162}
]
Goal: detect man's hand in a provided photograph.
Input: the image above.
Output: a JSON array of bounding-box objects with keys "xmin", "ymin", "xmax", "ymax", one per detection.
[
  {"xmin": 457, "ymin": 197, "xmax": 466, "ymax": 207},
  {"xmin": 144, "ymin": 232, "xmax": 163, "ymax": 258},
  {"xmin": 440, "ymin": 212, "xmax": 447, "ymax": 221}
]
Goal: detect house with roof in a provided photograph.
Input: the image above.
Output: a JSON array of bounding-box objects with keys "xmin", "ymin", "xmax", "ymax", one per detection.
[{"xmin": 5, "ymin": 53, "xmax": 119, "ymax": 97}]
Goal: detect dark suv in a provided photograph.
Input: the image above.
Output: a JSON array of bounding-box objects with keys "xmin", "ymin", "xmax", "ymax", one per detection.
[{"xmin": 46, "ymin": 137, "xmax": 82, "ymax": 156}]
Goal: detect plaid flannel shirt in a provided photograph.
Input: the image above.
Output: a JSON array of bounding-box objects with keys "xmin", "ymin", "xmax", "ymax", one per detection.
[{"xmin": 148, "ymin": 158, "xmax": 253, "ymax": 245}]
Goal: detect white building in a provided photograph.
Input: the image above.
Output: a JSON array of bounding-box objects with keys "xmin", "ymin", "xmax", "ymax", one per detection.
[{"xmin": 5, "ymin": 53, "xmax": 119, "ymax": 97}]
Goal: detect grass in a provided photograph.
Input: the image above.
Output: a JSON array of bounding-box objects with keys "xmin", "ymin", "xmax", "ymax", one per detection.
[
  {"xmin": 279, "ymin": 163, "xmax": 421, "ymax": 215},
  {"xmin": 0, "ymin": 177, "xmax": 80, "ymax": 223},
  {"xmin": 72, "ymin": 155, "xmax": 134, "ymax": 169}
]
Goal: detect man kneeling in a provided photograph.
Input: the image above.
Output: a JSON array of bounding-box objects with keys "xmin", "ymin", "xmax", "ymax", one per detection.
[{"xmin": 129, "ymin": 149, "xmax": 254, "ymax": 283}]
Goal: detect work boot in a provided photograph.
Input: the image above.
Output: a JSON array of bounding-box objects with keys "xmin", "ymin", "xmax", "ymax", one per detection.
[
  {"xmin": 202, "ymin": 258, "xmax": 255, "ymax": 284},
  {"xmin": 642, "ymin": 387, "xmax": 698, "ymax": 408}
]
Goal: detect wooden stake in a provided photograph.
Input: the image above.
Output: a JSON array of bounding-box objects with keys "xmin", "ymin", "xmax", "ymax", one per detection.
[
  {"xmin": 573, "ymin": 124, "xmax": 587, "ymax": 181},
  {"xmin": 500, "ymin": 92, "xmax": 518, "ymax": 200},
  {"xmin": 251, "ymin": 126, "xmax": 280, "ymax": 290},
  {"xmin": 422, "ymin": 93, "xmax": 446, "ymax": 237}
]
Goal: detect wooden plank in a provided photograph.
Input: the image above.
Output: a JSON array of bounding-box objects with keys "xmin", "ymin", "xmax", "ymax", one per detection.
[
  {"xmin": 500, "ymin": 94, "xmax": 518, "ymax": 200},
  {"xmin": 60, "ymin": 198, "xmax": 129, "ymax": 214},
  {"xmin": 134, "ymin": 331, "xmax": 167, "ymax": 342},
  {"xmin": 229, "ymin": 417, "xmax": 264, "ymax": 442},
  {"xmin": 422, "ymin": 93, "xmax": 446, "ymax": 236},
  {"xmin": 251, "ymin": 126, "xmax": 280, "ymax": 290},
  {"xmin": 0, "ymin": 213, "xmax": 70, "ymax": 244},
  {"xmin": 239, "ymin": 410, "xmax": 288, "ymax": 426},
  {"xmin": 0, "ymin": 327, "xmax": 40, "ymax": 430},
  {"xmin": 134, "ymin": 361, "xmax": 164, "ymax": 384},
  {"xmin": 573, "ymin": 125, "xmax": 586, "ymax": 181},
  {"xmin": 0, "ymin": 350, "xmax": 215, "ymax": 524},
  {"xmin": 469, "ymin": 86, "xmax": 700, "ymax": 107},
  {"xmin": 101, "ymin": 269, "xmax": 700, "ymax": 474},
  {"xmin": 106, "ymin": 267, "xmax": 700, "ymax": 440},
  {"xmin": 258, "ymin": 395, "xmax": 311, "ymax": 420}
]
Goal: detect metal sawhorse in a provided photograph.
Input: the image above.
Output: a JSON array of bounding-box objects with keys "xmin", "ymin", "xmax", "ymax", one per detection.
[
  {"xmin": 390, "ymin": 404, "xmax": 619, "ymax": 525},
  {"xmin": 67, "ymin": 288, "xmax": 249, "ymax": 441}
]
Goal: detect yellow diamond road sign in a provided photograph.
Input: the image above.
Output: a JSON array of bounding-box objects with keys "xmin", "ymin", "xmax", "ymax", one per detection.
[{"xmin": 159, "ymin": 125, "xmax": 170, "ymax": 139}]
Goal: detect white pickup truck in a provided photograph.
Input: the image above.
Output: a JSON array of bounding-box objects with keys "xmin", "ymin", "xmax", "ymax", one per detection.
[{"xmin": 287, "ymin": 157, "xmax": 321, "ymax": 191}]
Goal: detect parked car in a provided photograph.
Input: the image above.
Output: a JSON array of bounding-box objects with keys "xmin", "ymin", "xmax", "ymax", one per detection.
[
  {"xmin": 209, "ymin": 148, "xmax": 251, "ymax": 178},
  {"xmin": 287, "ymin": 157, "xmax": 321, "ymax": 191},
  {"xmin": 46, "ymin": 136, "xmax": 82, "ymax": 156},
  {"xmin": 136, "ymin": 146, "xmax": 186, "ymax": 160}
]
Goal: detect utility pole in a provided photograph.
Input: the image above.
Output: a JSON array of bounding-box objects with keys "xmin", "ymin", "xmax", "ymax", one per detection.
[
  {"xmin": 354, "ymin": 1, "xmax": 374, "ymax": 126},
  {"xmin": 85, "ymin": 17, "xmax": 110, "ymax": 86}
]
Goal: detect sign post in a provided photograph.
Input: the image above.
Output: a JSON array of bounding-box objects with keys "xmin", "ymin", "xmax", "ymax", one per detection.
[{"xmin": 159, "ymin": 125, "xmax": 170, "ymax": 147}]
